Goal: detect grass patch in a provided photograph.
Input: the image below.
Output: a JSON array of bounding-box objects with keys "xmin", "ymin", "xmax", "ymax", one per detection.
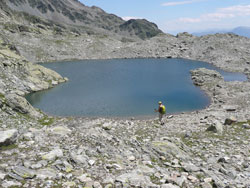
[
  {"xmin": 150, "ymin": 174, "xmax": 161, "ymax": 185},
  {"xmin": 38, "ymin": 116, "xmax": 55, "ymax": 126},
  {"xmin": 0, "ymin": 144, "xmax": 18, "ymax": 151}
]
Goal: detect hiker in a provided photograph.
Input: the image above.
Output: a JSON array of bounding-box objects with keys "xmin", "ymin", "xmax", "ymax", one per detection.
[{"xmin": 155, "ymin": 101, "xmax": 166, "ymax": 125}]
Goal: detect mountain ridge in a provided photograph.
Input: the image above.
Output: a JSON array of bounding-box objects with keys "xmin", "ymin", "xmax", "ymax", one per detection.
[
  {"xmin": 2, "ymin": 0, "xmax": 163, "ymax": 40},
  {"xmin": 192, "ymin": 26, "xmax": 250, "ymax": 38}
]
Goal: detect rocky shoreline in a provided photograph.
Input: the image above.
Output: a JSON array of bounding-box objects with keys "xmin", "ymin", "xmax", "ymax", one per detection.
[{"xmin": 1, "ymin": 29, "xmax": 250, "ymax": 187}]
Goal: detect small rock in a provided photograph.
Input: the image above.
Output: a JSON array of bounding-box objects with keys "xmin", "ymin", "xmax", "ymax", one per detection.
[
  {"xmin": 31, "ymin": 163, "xmax": 42, "ymax": 169},
  {"xmin": 77, "ymin": 174, "xmax": 93, "ymax": 184},
  {"xmin": 63, "ymin": 181, "xmax": 76, "ymax": 188},
  {"xmin": 187, "ymin": 175, "xmax": 198, "ymax": 183},
  {"xmin": 176, "ymin": 176, "xmax": 187, "ymax": 187},
  {"xmin": 206, "ymin": 121, "xmax": 223, "ymax": 134},
  {"xmin": 0, "ymin": 129, "xmax": 18, "ymax": 146},
  {"xmin": 223, "ymin": 105, "xmax": 237, "ymax": 112},
  {"xmin": 184, "ymin": 131, "xmax": 192, "ymax": 138},
  {"xmin": 201, "ymin": 182, "xmax": 213, "ymax": 188},
  {"xmin": 183, "ymin": 163, "xmax": 200, "ymax": 172},
  {"xmin": 242, "ymin": 124, "xmax": 250, "ymax": 129},
  {"xmin": 42, "ymin": 148, "xmax": 63, "ymax": 161},
  {"xmin": 0, "ymin": 172, "xmax": 6, "ymax": 180},
  {"xmin": 218, "ymin": 157, "xmax": 230, "ymax": 163},
  {"xmin": 23, "ymin": 132, "xmax": 34, "ymax": 140},
  {"xmin": 161, "ymin": 183, "xmax": 180, "ymax": 188},
  {"xmin": 242, "ymin": 162, "xmax": 249, "ymax": 168},
  {"xmin": 88, "ymin": 160, "xmax": 96, "ymax": 166},
  {"xmin": 128, "ymin": 156, "xmax": 136, "ymax": 161},
  {"xmin": 93, "ymin": 181, "xmax": 102, "ymax": 188},
  {"xmin": 8, "ymin": 172, "xmax": 24, "ymax": 181},
  {"xmin": 102, "ymin": 123, "xmax": 112, "ymax": 130},
  {"xmin": 51, "ymin": 80, "xmax": 58, "ymax": 85},
  {"xmin": 2, "ymin": 180, "xmax": 22, "ymax": 188},
  {"xmin": 224, "ymin": 117, "xmax": 237, "ymax": 125},
  {"xmin": 36, "ymin": 168, "xmax": 57, "ymax": 180},
  {"xmin": 204, "ymin": 178, "xmax": 213, "ymax": 183}
]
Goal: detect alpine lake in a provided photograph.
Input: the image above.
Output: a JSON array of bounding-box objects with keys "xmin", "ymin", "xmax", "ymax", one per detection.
[{"xmin": 26, "ymin": 58, "xmax": 247, "ymax": 118}]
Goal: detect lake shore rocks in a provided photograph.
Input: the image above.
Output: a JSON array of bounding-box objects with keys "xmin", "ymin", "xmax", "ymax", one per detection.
[{"xmin": 1, "ymin": 26, "xmax": 250, "ymax": 187}]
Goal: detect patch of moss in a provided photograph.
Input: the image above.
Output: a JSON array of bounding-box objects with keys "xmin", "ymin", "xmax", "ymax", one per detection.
[
  {"xmin": 150, "ymin": 174, "xmax": 161, "ymax": 185},
  {"xmin": 55, "ymin": 40, "xmax": 65, "ymax": 45},
  {"xmin": 0, "ymin": 144, "xmax": 18, "ymax": 151},
  {"xmin": 38, "ymin": 116, "xmax": 54, "ymax": 126}
]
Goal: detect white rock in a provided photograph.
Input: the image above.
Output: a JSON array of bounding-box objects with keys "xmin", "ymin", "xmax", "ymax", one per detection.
[
  {"xmin": 128, "ymin": 156, "xmax": 136, "ymax": 161},
  {"xmin": 42, "ymin": 148, "xmax": 63, "ymax": 161},
  {"xmin": 50, "ymin": 126, "xmax": 71, "ymax": 135},
  {"xmin": 2, "ymin": 180, "xmax": 22, "ymax": 188},
  {"xmin": 88, "ymin": 160, "xmax": 96, "ymax": 166},
  {"xmin": 0, "ymin": 172, "xmax": 6, "ymax": 180}
]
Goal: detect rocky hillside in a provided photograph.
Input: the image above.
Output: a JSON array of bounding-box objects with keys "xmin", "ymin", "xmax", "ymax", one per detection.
[{"xmin": 2, "ymin": 0, "xmax": 163, "ymax": 40}]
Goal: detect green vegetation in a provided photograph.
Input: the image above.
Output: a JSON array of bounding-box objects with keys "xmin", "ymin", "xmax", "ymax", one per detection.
[
  {"xmin": 0, "ymin": 144, "xmax": 18, "ymax": 151},
  {"xmin": 150, "ymin": 174, "xmax": 161, "ymax": 185},
  {"xmin": 38, "ymin": 115, "xmax": 55, "ymax": 126}
]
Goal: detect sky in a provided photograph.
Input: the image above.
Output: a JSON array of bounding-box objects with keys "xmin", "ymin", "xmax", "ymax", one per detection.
[{"xmin": 80, "ymin": 0, "xmax": 250, "ymax": 35}]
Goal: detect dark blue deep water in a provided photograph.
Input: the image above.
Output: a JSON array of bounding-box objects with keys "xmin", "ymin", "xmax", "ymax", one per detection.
[{"xmin": 26, "ymin": 58, "xmax": 246, "ymax": 117}]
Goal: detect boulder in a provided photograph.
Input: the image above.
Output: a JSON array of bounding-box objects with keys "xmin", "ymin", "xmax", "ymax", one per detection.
[
  {"xmin": 0, "ymin": 129, "xmax": 18, "ymax": 146},
  {"xmin": 224, "ymin": 116, "xmax": 237, "ymax": 125},
  {"xmin": 49, "ymin": 126, "xmax": 71, "ymax": 135},
  {"xmin": 36, "ymin": 168, "xmax": 57, "ymax": 180},
  {"xmin": 182, "ymin": 163, "xmax": 200, "ymax": 172},
  {"xmin": 242, "ymin": 123, "xmax": 250, "ymax": 129},
  {"xmin": 206, "ymin": 121, "xmax": 223, "ymax": 134},
  {"xmin": 223, "ymin": 105, "xmax": 237, "ymax": 112},
  {"xmin": 115, "ymin": 170, "xmax": 154, "ymax": 187},
  {"xmin": 152, "ymin": 140, "xmax": 188, "ymax": 160},
  {"xmin": 161, "ymin": 183, "xmax": 180, "ymax": 188},
  {"xmin": 12, "ymin": 166, "xmax": 36, "ymax": 179},
  {"xmin": 5, "ymin": 94, "xmax": 41, "ymax": 117},
  {"xmin": 42, "ymin": 148, "xmax": 63, "ymax": 161}
]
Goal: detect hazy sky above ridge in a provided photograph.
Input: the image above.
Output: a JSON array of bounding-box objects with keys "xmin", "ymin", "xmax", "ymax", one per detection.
[{"xmin": 80, "ymin": 0, "xmax": 250, "ymax": 35}]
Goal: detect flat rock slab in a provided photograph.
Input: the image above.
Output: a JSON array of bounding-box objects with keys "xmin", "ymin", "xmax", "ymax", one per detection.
[
  {"xmin": 42, "ymin": 148, "xmax": 63, "ymax": 161},
  {"xmin": 49, "ymin": 126, "xmax": 71, "ymax": 135},
  {"xmin": 12, "ymin": 166, "xmax": 36, "ymax": 179}
]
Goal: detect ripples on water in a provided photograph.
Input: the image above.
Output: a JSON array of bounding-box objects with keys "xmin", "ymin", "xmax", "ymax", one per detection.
[{"xmin": 26, "ymin": 58, "xmax": 247, "ymax": 117}]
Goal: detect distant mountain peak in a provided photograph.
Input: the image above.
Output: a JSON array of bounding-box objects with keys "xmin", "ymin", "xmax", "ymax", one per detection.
[{"xmin": 193, "ymin": 26, "xmax": 250, "ymax": 38}]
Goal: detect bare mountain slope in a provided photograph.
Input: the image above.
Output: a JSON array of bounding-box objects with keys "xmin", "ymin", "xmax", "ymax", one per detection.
[{"xmin": 3, "ymin": 0, "xmax": 163, "ymax": 39}]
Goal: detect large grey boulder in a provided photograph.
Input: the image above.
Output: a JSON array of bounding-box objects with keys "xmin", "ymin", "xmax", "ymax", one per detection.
[
  {"xmin": 152, "ymin": 140, "xmax": 188, "ymax": 160},
  {"xmin": 5, "ymin": 94, "xmax": 41, "ymax": 117},
  {"xmin": 206, "ymin": 121, "xmax": 223, "ymax": 134},
  {"xmin": 42, "ymin": 148, "xmax": 64, "ymax": 161},
  {"xmin": 0, "ymin": 129, "xmax": 18, "ymax": 146},
  {"xmin": 224, "ymin": 116, "xmax": 237, "ymax": 125},
  {"xmin": 12, "ymin": 166, "xmax": 36, "ymax": 179},
  {"xmin": 115, "ymin": 169, "xmax": 155, "ymax": 187}
]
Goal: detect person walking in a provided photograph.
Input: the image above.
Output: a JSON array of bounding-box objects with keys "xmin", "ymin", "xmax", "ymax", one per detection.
[{"xmin": 155, "ymin": 101, "xmax": 166, "ymax": 125}]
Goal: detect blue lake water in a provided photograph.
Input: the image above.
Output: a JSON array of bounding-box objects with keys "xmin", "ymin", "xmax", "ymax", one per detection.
[{"xmin": 25, "ymin": 58, "xmax": 247, "ymax": 117}]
